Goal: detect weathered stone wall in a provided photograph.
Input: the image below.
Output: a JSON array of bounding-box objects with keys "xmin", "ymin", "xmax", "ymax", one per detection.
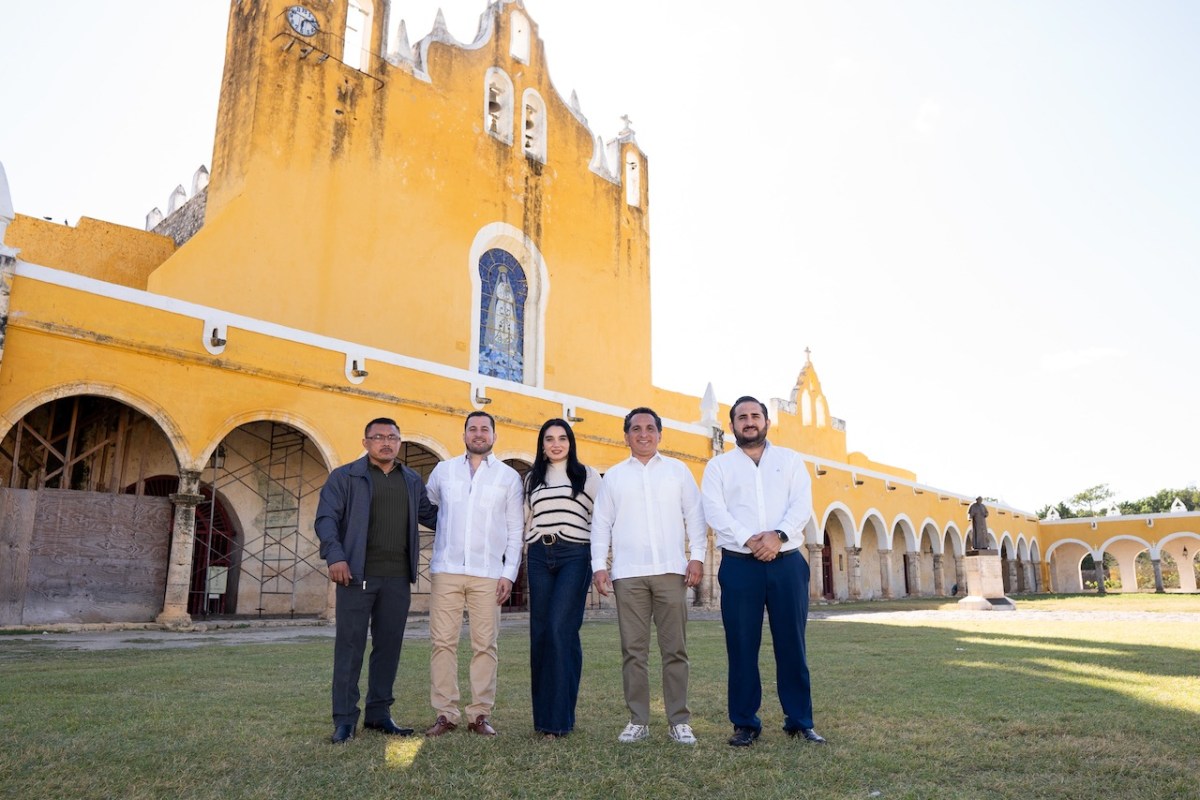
[{"xmin": 152, "ymin": 187, "xmax": 207, "ymax": 247}]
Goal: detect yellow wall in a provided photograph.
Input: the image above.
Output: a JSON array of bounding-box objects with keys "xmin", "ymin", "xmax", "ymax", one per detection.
[
  {"xmin": 147, "ymin": 0, "xmax": 653, "ymax": 407},
  {"xmin": 1, "ymin": 274, "xmax": 654, "ymax": 476},
  {"xmin": 7, "ymin": 215, "xmax": 174, "ymax": 289}
]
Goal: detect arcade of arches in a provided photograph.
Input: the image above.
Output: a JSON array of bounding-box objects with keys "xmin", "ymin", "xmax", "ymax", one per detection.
[{"xmin": 2, "ymin": 394, "xmax": 1198, "ymax": 627}]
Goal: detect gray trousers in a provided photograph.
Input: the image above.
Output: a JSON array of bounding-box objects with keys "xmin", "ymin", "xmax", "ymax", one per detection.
[
  {"xmin": 613, "ymin": 573, "xmax": 690, "ymax": 726},
  {"xmin": 332, "ymin": 575, "xmax": 412, "ymax": 726}
]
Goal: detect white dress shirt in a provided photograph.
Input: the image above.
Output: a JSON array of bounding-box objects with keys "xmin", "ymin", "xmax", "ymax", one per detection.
[
  {"xmin": 701, "ymin": 441, "xmax": 813, "ymax": 554},
  {"xmin": 590, "ymin": 452, "xmax": 707, "ymax": 580},
  {"xmin": 426, "ymin": 453, "xmax": 524, "ymax": 582}
]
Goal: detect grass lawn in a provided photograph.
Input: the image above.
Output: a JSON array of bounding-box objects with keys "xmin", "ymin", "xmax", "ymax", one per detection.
[
  {"xmin": 1, "ymin": 599, "xmax": 1197, "ymax": 800},
  {"xmin": 819, "ymin": 592, "xmax": 1200, "ymax": 614}
]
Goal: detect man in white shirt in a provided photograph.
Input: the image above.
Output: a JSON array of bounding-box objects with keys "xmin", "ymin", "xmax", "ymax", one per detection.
[
  {"xmin": 423, "ymin": 411, "xmax": 524, "ymax": 737},
  {"xmin": 591, "ymin": 407, "xmax": 706, "ymax": 745},
  {"xmin": 701, "ymin": 395, "xmax": 826, "ymax": 747}
]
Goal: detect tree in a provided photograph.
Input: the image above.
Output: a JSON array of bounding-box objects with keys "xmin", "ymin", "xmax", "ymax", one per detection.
[
  {"xmin": 1040, "ymin": 483, "xmax": 1200, "ymax": 519},
  {"xmin": 1068, "ymin": 484, "xmax": 1115, "ymax": 517},
  {"xmin": 1037, "ymin": 501, "xmax": 1075, "ymax": 520},
  {"xmin": 1118, "ymin": 485, "xmax": 1200, "ymax": 515}
]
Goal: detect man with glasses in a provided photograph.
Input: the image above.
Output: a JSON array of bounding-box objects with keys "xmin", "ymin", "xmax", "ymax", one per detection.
[
  {"xmin": 315, "ymin": 417, "xmax": 438, "ymax": 744},
  {"xmin": 423, "ymin": 411, "xmax": 524, "ymax": 737}
]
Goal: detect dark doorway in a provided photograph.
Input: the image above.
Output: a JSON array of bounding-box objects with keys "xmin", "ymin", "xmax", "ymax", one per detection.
[
  {"xmin": 821, "ymin": 532, "xmax": 834, "ymax": 600},
  {"xmin": 129, "ymin": 475, "xmax": 239, "ymax": 616},
  {"xmin": 503, "ymin": 458, "xmax": 532, "ymax": 612}
]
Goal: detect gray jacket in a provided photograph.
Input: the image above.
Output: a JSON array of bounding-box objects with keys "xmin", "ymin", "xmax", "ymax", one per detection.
[{"xmin": 314, "ymin": 455, "xmax": 438, "ymax": 583}]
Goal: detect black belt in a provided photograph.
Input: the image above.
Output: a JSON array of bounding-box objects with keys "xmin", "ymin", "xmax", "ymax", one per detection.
[
  {"xmin": 721, "ymin": 547, "xmax": 798, "ymax": 560},
  {"xmin": 535, "ymin": 533, "xmax": 586, "ymax": 546}
]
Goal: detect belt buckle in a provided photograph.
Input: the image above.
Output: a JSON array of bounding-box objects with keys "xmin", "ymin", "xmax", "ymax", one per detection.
[{"xmin": 541, "ymin": 533, "xmax": 557, "ymax": 546}]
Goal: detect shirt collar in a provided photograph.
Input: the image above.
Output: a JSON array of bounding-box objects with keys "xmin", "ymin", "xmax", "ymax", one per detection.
[
  {"xmin": 461, "ymin": 452, "xmax": 498, "ymax": 467},
  {"xmin": 625, "ymin": 451, "xmax": 663, "ymax": 467},
  {"xmin": 734, "ymin": 440, "xmax": 772, "ymax": 461}
]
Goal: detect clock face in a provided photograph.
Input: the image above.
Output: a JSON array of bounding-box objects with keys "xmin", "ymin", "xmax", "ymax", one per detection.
[{"xmin": 286, "ymin": 5, "xmax": 319, "ymax": 37}]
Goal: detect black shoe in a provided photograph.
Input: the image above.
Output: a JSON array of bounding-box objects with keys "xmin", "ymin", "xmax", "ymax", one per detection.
[
  {"xmin": 364, "ymin": 718, "xmax": 415, "ymax": 736},
  {"xmin": 331, "ymin": 723, "xmax": 356, "ymax": 744},
  {"xmin": 728, "ymin": 726, "xmax": 760, "ymax": 747},
  {"xmin": 786, "ymin": 727, "xmax": 827, "ymax": 744}
]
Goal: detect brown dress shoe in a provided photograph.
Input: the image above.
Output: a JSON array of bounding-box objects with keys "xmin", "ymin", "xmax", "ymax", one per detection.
[
  {"xmin": 467, "ymin": 715, "xmax": 497, "ymax": 736},
  {"xmin": 424, "ymin": 715, "xmax": 458, "ymax": 737}
]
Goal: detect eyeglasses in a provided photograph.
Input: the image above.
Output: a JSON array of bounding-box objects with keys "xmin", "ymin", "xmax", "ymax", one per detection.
[{"xmin": 366, "ymin": 434, "xmax": 401, "ymax": 442}]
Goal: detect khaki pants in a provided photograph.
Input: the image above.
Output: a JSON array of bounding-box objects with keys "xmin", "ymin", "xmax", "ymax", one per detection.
[
  {"xmin": 613, "ymin": 573, "xmax": 690, "ymax": 726},
  {"xmin": 429, "ymin": 572, "xmax": 501, "ymax": 723}
]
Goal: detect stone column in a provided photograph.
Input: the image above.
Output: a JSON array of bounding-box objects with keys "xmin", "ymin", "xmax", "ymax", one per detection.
[
  {"xmin": 954, "ymin": 555, "xmax": 965, "ymax": 594},
  {"xmin": 1025, "ymin": 561, "xmax": 1037, "ymax": 593},
  {"xmin": 157, "ymin": 469, "xmax": 203, "ymax": 627},
  {"xmin": 806, "ymin": 543, "xmax": 824, "ymax": 601},
  {"xmin": 932, "ymin": 553, "xmax": 946, "ymax": 596},
  {"xmin": 1151, "ymin": 557, "xmax": 1165, "ymax": 594},
  {"xmin": 1014, "ymin": 559, "xmax": 1026, "ymax": 593},
  {"xmin": 321, "ymin": 581, "xmax": 336, "ymax": 622},
  {"xmin": 1004, "ymin": 558, "xmax": 1018, "ymax": 594},
  {"xmin": 705, "ymin": 544, "xmax": 724, "ymax": 608},
  {"xmin": 846, "ymin": 547, "xmax": 862, "ymax": 600},
  {"xmin": 1096, "ymin": 553, "xmax": 1106, "ymax": 595},
  {"xmin": 878, "ymin": 549, "xmax": 894, "ymax": 598},
  {"xmin": 904, "ymin": 552, "xmax": 920, "ymax": 596}
]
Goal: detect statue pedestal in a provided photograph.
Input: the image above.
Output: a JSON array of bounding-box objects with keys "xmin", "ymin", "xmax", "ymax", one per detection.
[{"xmin": 957, "ymin": 550, "xmax": 1015, "ymax": 611}]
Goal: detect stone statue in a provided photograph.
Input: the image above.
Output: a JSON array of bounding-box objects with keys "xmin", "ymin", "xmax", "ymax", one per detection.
[{"xmin": 967, "ymin": 497, "xmax": 989, "ymax": 551}]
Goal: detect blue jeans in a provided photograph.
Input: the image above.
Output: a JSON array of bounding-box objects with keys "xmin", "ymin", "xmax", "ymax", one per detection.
[{"xmin": 527, "ymin": 539, "xmax": 592, "ymax": 734}]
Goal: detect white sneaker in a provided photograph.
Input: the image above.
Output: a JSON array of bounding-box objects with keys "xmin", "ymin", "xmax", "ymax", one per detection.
[
  {"xmin": 618, "ymin": 722, "xmax": 649, "ymax": 743},
  {"xmin": 669, "ymin": 723, "xmax": 697, "ymax": 745}
]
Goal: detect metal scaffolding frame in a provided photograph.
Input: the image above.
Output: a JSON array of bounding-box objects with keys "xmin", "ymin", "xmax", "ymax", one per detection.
[{"xmin": 208, "ymin": 422, "xmax": 327, "ymax": 617}]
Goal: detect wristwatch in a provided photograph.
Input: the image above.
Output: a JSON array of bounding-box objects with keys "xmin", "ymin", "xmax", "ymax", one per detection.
[{"xmin": 774, "ymin": 529, "xmax": 789, "ymax": 543}]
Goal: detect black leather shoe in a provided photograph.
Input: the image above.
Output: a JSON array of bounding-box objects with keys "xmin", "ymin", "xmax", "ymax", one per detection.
[
  {"xmin": 331, "ymin": 723, "xmax": 356, "ymax": 744},
  {"xmin": 786, "ymin": 727, "xmax": 827, "ymax": 744},
  {"xmin": 728, "ymin": 726, "xmax": 760, "ymax": 747},
  {"xmin": 364, "ymin": 718, "xmax": 414, "ymax": 736}
]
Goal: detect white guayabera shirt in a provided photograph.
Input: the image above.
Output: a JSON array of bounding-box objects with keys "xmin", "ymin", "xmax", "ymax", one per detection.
[{"xmin": 426, "ymin": 453, "xmax": 524, "ymax": 582}]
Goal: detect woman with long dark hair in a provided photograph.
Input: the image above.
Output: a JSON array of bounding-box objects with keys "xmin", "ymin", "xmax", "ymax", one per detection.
[{"xmin": 524, "ymin": 418, "xmax": 601, "ymax": 738}]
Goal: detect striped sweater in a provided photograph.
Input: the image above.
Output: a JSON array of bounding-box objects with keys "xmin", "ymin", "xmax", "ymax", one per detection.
[{"xmin": 525, "ymin": 463, "xmax": 601, "ymax": 544}]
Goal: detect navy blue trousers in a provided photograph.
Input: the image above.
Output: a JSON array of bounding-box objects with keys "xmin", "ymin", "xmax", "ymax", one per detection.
[
  {"xmin": 526, "ymin": 540, "xmax": 592, "ymax": 735},
  {"xmin": 719, "ymin": 550, "xmax": 814, "ymax": 732},
  {"xmin": 332, "ymin": 575, "xmax": 411, "ymax": 726}
]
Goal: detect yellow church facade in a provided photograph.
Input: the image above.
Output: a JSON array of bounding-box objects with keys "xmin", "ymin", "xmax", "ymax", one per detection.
[{"xmin": 1, "ymin": 0, "xmax": 1195, "ymax": 627}]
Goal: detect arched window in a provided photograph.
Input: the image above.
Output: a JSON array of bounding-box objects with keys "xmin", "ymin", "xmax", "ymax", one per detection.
[
  {"xmin": 343, "ymin": 0, "xmax": 374, "ymax": 71},
  {"xmin": 484, "ymin": 68, "xmax": 514, "ymax": 144},
  {"xmin": 510, "ymin": 10, "xmax": 530, "ymax": 62},
  {"xmin": 816, "ymin": 396, "xmax": 828, "ymax": 427},
  {"xmin": 522, "ymin": 88, "xmax": 546, "ymax": 162},
  {"xmin": 800, "ymin": 389, "xmax": 813, "ymax": 425},
  {"xmin": 469, "ymin": 223, "xmax": 548, "ymax": 387}
]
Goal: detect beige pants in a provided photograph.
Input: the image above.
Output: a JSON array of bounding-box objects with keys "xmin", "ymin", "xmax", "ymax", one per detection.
[
  {"xmin": 613, "ymin": 573, "xmax": 690, "ymax": 726},
  {"xmin": 429, "ymin": 572, "xmax": 502, "ymax": 723}
]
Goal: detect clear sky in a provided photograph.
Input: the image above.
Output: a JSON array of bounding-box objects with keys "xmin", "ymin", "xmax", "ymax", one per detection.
[{"xmin": 2, "ymin": 1, "xmax": 1197, "ymax": 512}]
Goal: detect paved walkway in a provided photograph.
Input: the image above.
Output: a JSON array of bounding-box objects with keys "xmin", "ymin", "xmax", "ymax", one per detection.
[{"xmin": 2, "ymin": 607, "xmax": 1197, "ymax": 652}]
